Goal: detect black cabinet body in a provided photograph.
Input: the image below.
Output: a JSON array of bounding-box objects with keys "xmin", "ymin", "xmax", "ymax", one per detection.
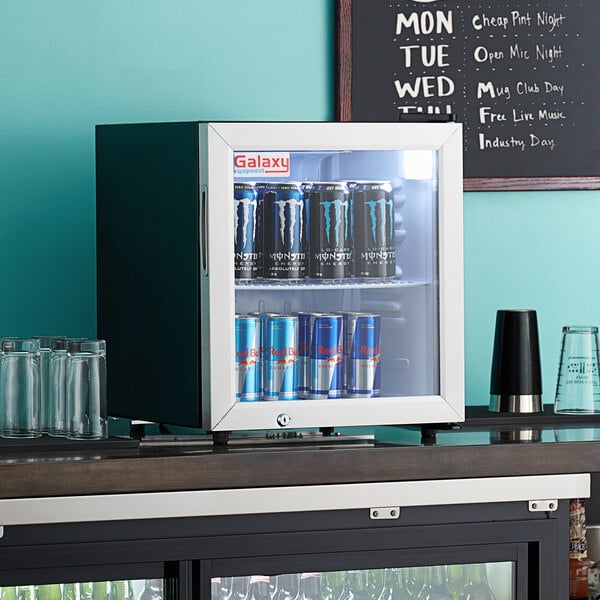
[{"xmin": 0, "ymin": 500, "xmax": 567, "ymax": 599}]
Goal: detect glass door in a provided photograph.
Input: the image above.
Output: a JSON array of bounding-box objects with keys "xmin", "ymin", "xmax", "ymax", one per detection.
[
  {"xmin": 212, "ymin": 564, "xmax": 513, "ymax": 600},
  {"xmin": 202, "ymin": 122, "xmax": 463, "ymax": 432},
  {"xmin": 0, "ymin": 579, "xmax": 165, "ymax": 600}
]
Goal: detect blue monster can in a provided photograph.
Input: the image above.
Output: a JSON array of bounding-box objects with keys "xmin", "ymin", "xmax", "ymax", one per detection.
[
  {"xmin": 263, "ymin": 315, "xmax": 298, "ymax": 401},
  {"xmin": 263, "ymin": 182, "xmax": 306, "ymax": 280},
  {"xmin": 234, "ymin": 182, "xmax": 259, "ymax": 280},
  {"xmin": 345, "ymin": 313, "xmax": 382, "ymax": 398},
  {"xmin": 235, "ymin": 315, "xmax": 260, "ymax": 401},
  {"xmin": 308, "ymin": 182, "xmax": 352, "ymax": 280},
  {"xmin": 351, "ymin": 181, "xmax": 395, "ymax": 280},
  {"xmin": 309, "ymin": 314, "xmax": 344, "ymax": 399},
  {"xmin": 301, "ymin": 182, "xmax": 313, "ymax": 268},
  {"xmin": 254, "ymin": 182, "xmax": 269, "ymax": 279}
]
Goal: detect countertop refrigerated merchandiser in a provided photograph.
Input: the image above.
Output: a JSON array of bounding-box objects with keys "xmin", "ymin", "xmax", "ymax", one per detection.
[{"xmin": 96, "ymin": 121, "xmax": 463, "ymax": 435}]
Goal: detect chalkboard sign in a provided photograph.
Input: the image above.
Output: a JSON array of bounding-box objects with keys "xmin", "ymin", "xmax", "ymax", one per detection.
[{"xmin": 336, "ymin": 0, "xmax": 600, "ymax": 190}]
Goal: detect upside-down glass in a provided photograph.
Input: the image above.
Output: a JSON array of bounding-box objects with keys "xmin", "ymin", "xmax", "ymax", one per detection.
[
  {"xmin": 66, "ymin": 339, "xmax": 107, "ymax": 439},
  {"xmin": 554, "ymin": 326, "xmax": 600, "ymax": 414},
  {"xmin": 47, "ymin": 337, "xmax": 68, "ymax": 436},
  {"xmin": 33, "ymin": 336, "xmax": 51, "ymax": 433},
  {"xmin": 0, "ymin": 338, "xmax": 41, "ymax": 438}
]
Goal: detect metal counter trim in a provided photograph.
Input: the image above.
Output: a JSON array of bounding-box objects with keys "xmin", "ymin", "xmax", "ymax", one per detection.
[{"xmin": 0, "ymin": 474, "xmax": 589, "ymax": 527}]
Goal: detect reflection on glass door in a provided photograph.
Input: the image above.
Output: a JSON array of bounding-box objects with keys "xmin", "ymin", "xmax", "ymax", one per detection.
[
  {"xmin": 212, "ymin": 564, "xmax": 513, "ymax": 600},
  {"xmin": 233, "ymin": 149, "xmax": 440, "ymax": 404}
]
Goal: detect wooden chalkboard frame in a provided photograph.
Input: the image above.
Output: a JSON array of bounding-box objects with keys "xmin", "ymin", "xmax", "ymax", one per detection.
[{"xmin": 335, "ymin": 0, "xmax": 600, "ymax": 192}]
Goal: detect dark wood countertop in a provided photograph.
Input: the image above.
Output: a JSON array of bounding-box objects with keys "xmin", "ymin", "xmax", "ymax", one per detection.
[{"xmin": 1, "ymin": 409, "xmax": 599, "ymax": 499}]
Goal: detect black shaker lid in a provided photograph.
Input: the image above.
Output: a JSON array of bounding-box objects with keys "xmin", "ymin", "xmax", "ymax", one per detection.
[{"xmin": 490, "ymin": 309, "xmax": 542, "ymax": 395}]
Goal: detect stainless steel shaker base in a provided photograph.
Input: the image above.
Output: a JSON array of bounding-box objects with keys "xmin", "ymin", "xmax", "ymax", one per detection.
[
  {"xmin": 490, "ymin": 428, "xmax": 541, "ymax": 444},
  {"xmin": 489, "ymin": 394, "xmax": 542, "ymax": 413}
]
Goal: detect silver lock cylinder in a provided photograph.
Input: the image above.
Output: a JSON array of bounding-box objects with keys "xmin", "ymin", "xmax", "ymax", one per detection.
[{"xmin": 277, "ymin": 414, "xmax": 291, "ymax": 427}]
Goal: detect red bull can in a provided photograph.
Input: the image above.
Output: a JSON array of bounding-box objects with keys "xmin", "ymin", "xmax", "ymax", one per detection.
[
  {"xmin": 296, "ymin": 311, "xmax": 314, "ymax": 399},
  {"xmin": 249, "ymin": 312, "xmax": 281, "ymax": 398},
  {"xmin": 309, "ymin": 314, "xmax": 343, "ymax": 399},
  {"xmin": 344, "ymin": 313, "xmax": 382, "ymax": 398},
  {"xmin": 235, "ymin": 315, "xmax": 260, "ymax": 401},
  {"xmin": 296, "ymin": 311, "xmax": 329, "ymax": 399},
  {"xmin": 263, "ymin": 315, "xmax": 298, "ymax": 401}
]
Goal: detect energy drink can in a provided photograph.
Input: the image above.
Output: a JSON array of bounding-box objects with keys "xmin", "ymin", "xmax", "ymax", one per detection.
[
  {"xmin": 352, "ymin": 181, "xmax": 396, "ymax": 279},
  {"xmin": 263, "ymin": 315, "xmax": 298, "ymax": 401},
  {"xmin": 296, "ymin": 311, "xmax": 314, "ymax": 399},
  {"xmin": 234, "ymin": 183, "xmax": 259, "ymax": 280},
  {"xmin": 309, "ymin": 314, "xmax": 343, "ymax": 399},
  {"xmin": 345, "ymin": 313, "xmax": 382, "ymax": 398},
  {"xmin": 254, "ymin": 182, "xmax": 269, "ymax": 279},
  {"xmin": 263, "ymin": 183, "xmax": 306, "ymax": 280},
  {"xmin": 234, "ymin": 315, "xmax": 260, "ymax": 401},
  {"xmin": 308, "ymin": 182, "xmax": 352, "ymax": 280},
  {"xmin": 301, "ymin": 182, "xmax": 313, "ymax": 267},
  {"xmin": 249, "ymin": 312, "xmax": 281, "ymax": 398}
]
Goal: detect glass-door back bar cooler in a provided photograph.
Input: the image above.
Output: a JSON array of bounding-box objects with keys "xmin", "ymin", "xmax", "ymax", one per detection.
[
  {"xmin": 96, "ymin": 121, "xmax": 463, "ymax": 431},
  {"xmin": 0, "ymin": 497, "xmax": 568, "ymax": 599}
]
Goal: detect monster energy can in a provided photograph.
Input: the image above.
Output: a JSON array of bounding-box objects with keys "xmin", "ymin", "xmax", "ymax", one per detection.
[
  {"xmin": 308, "ymin": 182, "xmax": 352, "ymax": 280},
  {"xmin": 263, "ymin": 182, "xmax": 306, "ymax": 280},
  {"xmin": 234, "ymin": 182, "xmax": 259, "ymax": 280},
  {"xmin": 351, "ymin": 181, "xmax": 396, "ymax": 279}
]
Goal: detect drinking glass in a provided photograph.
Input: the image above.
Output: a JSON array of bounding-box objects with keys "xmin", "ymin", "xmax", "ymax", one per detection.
[
  {"xmin": 66, "ymin": 339, "xmax": 107, "ymax": 439},
  {"xmin": 0, "ymin": 338, "xmax": 41, "ymax": 438},
  {"xmin": 32, "ymin": 336, "xmax": 51, "ymax": 433},
  {"xmin": 554, "ymin": 326, "xmax": 600, "ymax": 414},
  {"xmin": 47, "ymin": 337, "xmax": 69, "ymax": 436}
]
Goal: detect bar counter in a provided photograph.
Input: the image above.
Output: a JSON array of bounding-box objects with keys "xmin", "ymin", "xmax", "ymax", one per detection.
[{"xmin": 0, "ymin": 407, "xmax": 598, "ymax": 501}]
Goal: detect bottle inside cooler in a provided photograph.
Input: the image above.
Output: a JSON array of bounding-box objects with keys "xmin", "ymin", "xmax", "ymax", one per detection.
[
  {"xmin": 214, "ymin": 564, "xmax": 513, "ymax": 600},
  {"xmin": 233, "ymin": 149, "xmax": 439, "ymax": 402}
]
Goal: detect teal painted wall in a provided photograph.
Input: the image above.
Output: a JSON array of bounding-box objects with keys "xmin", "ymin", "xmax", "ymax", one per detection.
[
  {"xmin": 0, "ymin": 0, "xmax": 334, "ymax": 337},
  {"xmin": 464, "ymin": 191, "xmax": 600, "ymax": 405},
  {"xmin": 1, "ymin": 1, "xmax": 598, "ymax": 407}
]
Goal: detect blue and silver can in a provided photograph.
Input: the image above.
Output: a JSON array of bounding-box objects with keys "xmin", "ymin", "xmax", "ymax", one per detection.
[
  {"xmin": 345, "ymin": 313, "xmax": 382, "ymax": 398},
  {"xmin": 263, "ymin": 182, "xmax": 306, "ymax": 280},
  {"xmin": 235, "ymin": 315, "xmax": 261, "ymax": 401},
  {"xmin": 309, "ymin": 314, "xmax": 343, "ymax": 399},
  {"xmin": 249, "ymin": 312, "xmax": 282, "ymax": 398},
  {"xmin": 263, "ymin": 315, "xmax": 298, "ymax": 401},
  {"xmin": 234, "ymin": 182, "xmax": 259, "ymax": 280}
]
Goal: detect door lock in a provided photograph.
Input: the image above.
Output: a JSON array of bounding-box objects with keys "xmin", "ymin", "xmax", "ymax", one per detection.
[{"xmin": 277, "ymin": 414, "xmax": 291, "ymax": 427}]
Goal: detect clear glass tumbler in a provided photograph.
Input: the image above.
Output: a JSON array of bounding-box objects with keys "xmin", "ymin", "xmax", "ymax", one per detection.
[
  {"xmin": 33, "ymin": 336, "xmax": 51, "ymax": 433},
  {"xmin": 47, "ymin": 337, "xmax": 68, "ymax": 436},
  {"xmin": 66, "ymin": 339, "xmax": 107, "ymax": 439},
  {"xmin": 0, "ymin": 338, "xmax": 41, "ymax": 438},
  {"xmin": 554, "ymin": 326, "xmax": 600, "ymax": 414}
]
